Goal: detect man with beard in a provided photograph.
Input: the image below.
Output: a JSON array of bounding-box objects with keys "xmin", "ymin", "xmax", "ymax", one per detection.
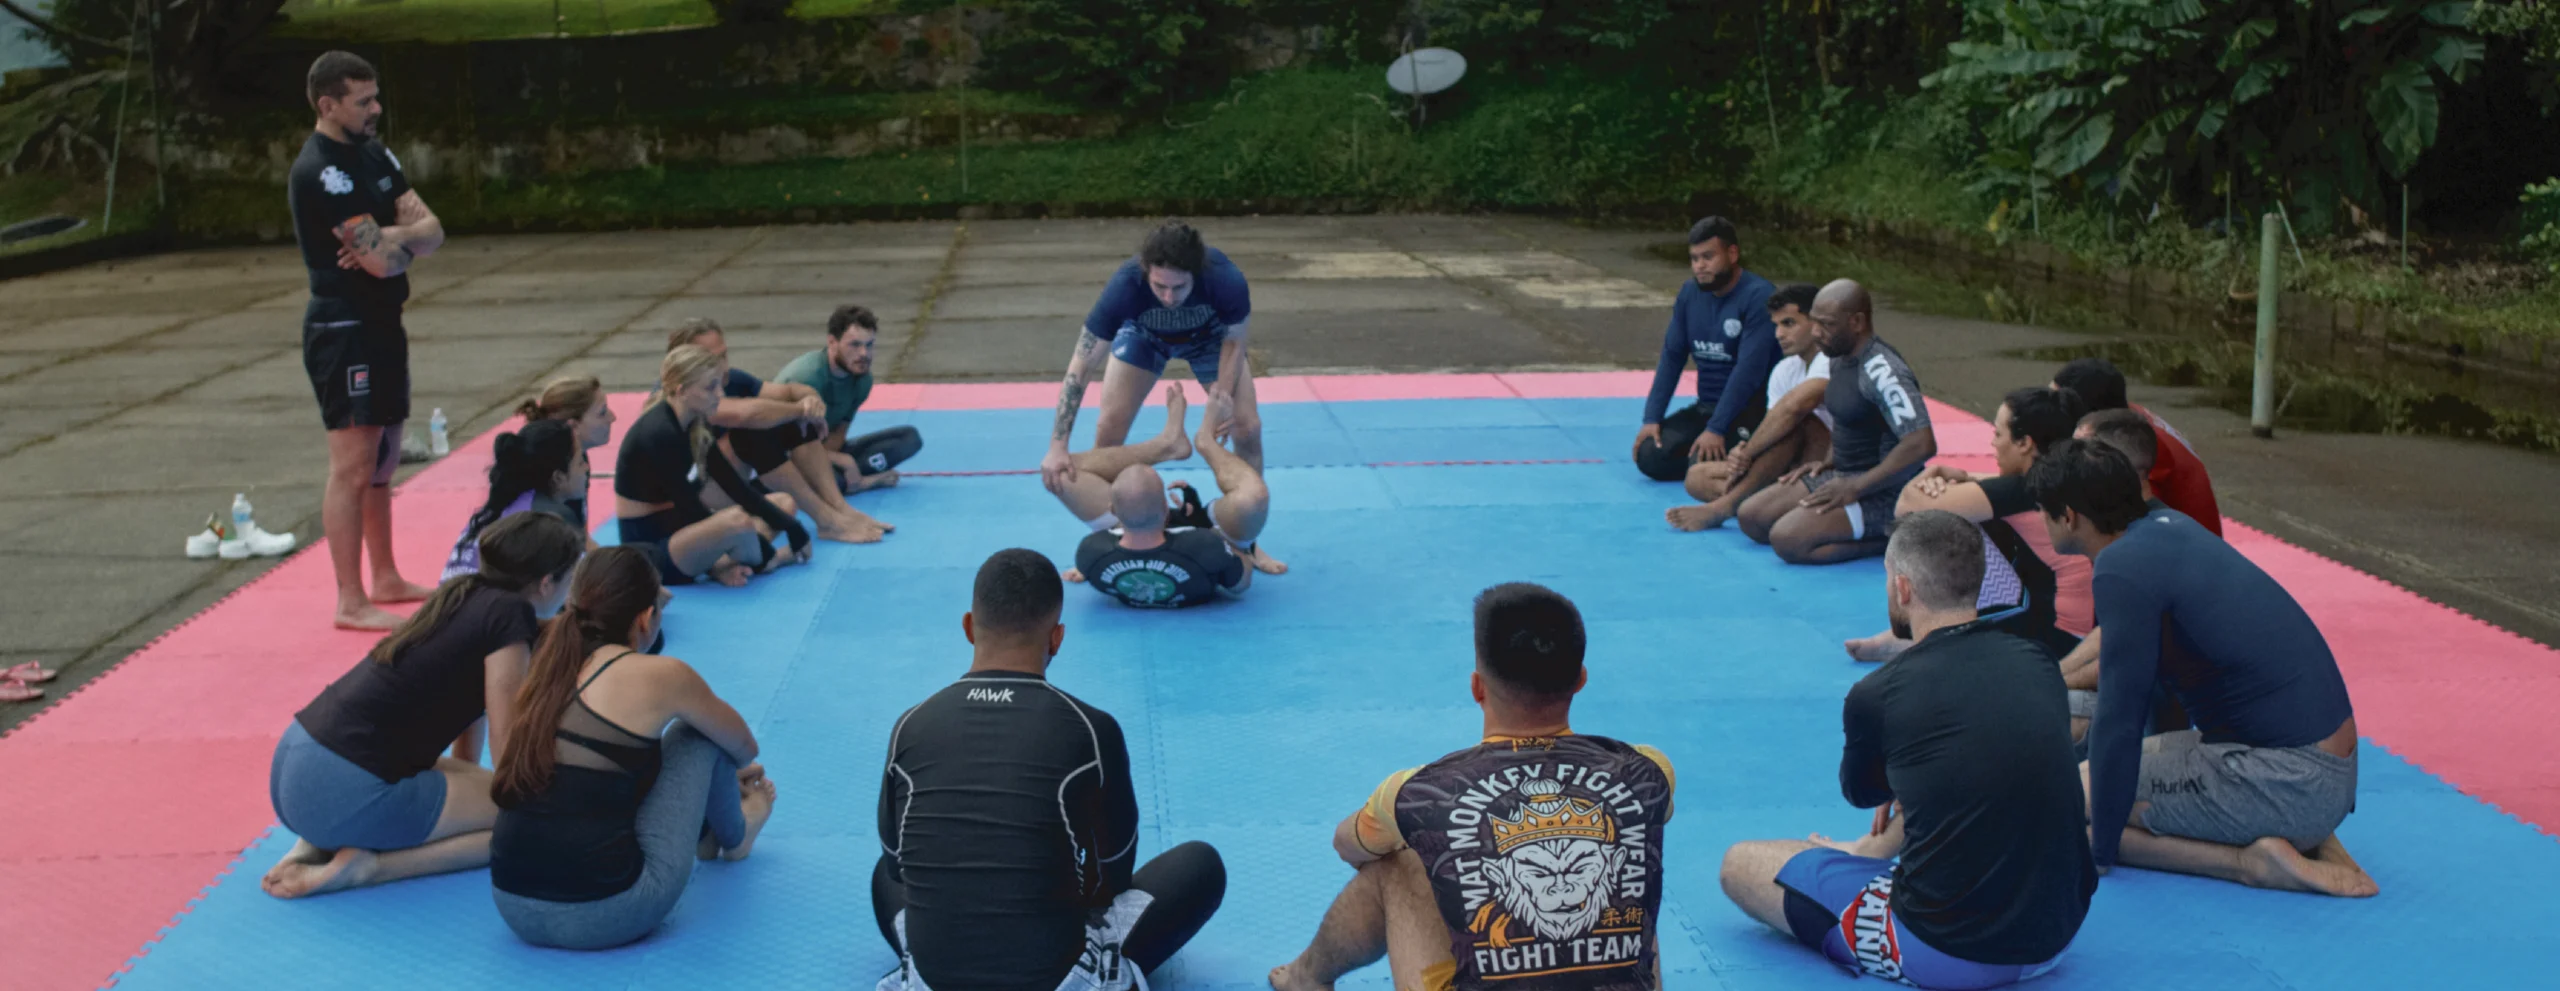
[
  {"xmin": 289, "ymin": 51, "xmax": 443, "ymax": 630},
  {"xmin": 774, "ymin": 304, "xmax": 923, "ymax": 495},
  {"xmin": 1270, "ymin": 584, "xmax": 1675, "ymax": 991},
  {"xmin": 1738, "ymin": 280, "xmax": 1938, "ymax": 564},
  {"xmin": 1632, "ymin": 217, "xmax": 1779, "ymax": 482},
  {"xmin": 1720, "ymin": 511, "xmax": 2096, "ymax": 990}
]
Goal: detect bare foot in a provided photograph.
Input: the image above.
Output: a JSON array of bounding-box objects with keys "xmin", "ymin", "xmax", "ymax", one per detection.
[
  {"xmin": 1666, "ymin": 503, "xmax": 1735, "ymax": 532},
  {"xmin": 262, "ymin": 846, "xmax": 377, "ymax": 899},
  {"xmin": 2240, "ymin": 836, "xmax": 2379, "ymax": 897},
  {"xmin": 851, "ymin": 470, "xmax": 901, "ymax": 492},
  {"xmin": 1240, "ymin": 543, "xmax": 1289, "ymax": 575},
  {"xmin": 369, "ymin": 576, "xmax": 435, "ymax": 604},
  {"xmin": 260, "ymin": 839, "xmax": 331, "ymax": 894},
  {"xmin": 1844, "ymin": 631, "xmax": 1914, "ymax": 663},
  {"xmin": 713, "ymin": 563, "xmax": 753, "ymax": 588},
  {"xmin": 1061, "ymin": 568, "xmax": 1086, "ymax": 583},
  {"xmin": 333, "ymin": 602, "xmax": 404, "ymax": 631},
  {"xmin": 818, "ymin": 521, "xmax": 886, "ymax": 544},
  {"xmin": 721, "ymin": 776, "xmax": 778, "ymax": 862},
  {"xmin": 1268, "ymin": 962, "xmax": 1333, "ymax": 991},
  {"xmin": 1160, "ymin": 386, "xmax": 1194, "ymax": 462}
]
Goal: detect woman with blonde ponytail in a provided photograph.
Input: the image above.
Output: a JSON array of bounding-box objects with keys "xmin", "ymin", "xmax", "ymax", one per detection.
[
  {"xmin": 612, "ymin": 345, "xmax": 811, "ymax": 588},
  {"xmin": 262, "ymin": 513, "xmax": 586, "ymax": 899},
  {"xmin": 490, "ymin": 547, "xmax": 777, "ymax": 949}
]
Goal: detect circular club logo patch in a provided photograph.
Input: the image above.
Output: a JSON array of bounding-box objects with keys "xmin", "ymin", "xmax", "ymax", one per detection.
[
  {"xmin": 1722, "ymin": 317, "xmax": 1742, "ymax": 338},
  {"xmin": 1110, "ymin": 568, "xmax": 1180, "ymax": 606}
]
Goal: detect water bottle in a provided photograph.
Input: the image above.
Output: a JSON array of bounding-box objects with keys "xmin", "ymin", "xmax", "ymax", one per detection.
[
  {"xmin": 231, "ymin": 493, "xmax": 254, "ymax": 535},
  {"xmin": 428, "ymin": 408, "xmax": 450, "ymax": 456}
]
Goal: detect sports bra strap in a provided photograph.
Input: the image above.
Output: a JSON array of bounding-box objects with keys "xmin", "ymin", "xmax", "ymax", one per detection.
[{"xmin": 577, "ymin": 648, "xmax": 640, "ymax": 692}]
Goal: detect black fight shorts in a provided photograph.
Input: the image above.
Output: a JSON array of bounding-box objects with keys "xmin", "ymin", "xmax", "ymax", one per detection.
[{"xmin": 302, "ymin": 297, "xmax": 411, "ymax": 430}]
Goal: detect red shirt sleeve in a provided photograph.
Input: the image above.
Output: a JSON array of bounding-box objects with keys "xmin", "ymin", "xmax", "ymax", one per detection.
[{"xmin": 2148, "ymin": 426, "xmax": 2224, "ymax": 536}]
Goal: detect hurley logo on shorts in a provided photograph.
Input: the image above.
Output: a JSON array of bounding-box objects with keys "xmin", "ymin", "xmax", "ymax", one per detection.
[
  {"xmin": 1862, "ymin": 355, "xmax": 1917, "ymax": 426},
  {"xmin": 966, "ymin": 687, "xmax": 1016, "ymax": 703},
  {"xmin": 1840, "ymin": 874, "xmax": 1906, "ymax": 981},
  {"xmin": 347, "ymin": 365, "xmax": 371, "ymax": 396}
]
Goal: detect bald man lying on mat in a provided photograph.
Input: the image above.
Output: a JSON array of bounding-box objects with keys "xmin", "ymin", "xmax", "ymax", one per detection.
[{"xmin": 1049, "ymin": 386, "xmax": 1280, "ymax": 608}]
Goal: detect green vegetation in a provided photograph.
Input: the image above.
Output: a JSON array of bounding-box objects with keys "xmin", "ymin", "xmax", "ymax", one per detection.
[{"xmin": 267, "ymin": 0, "xmax": 885, "ymax": 43}]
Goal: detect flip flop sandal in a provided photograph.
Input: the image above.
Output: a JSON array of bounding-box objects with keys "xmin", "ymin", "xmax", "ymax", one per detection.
[
  {"xmin": 3, "ymin": 661, "xmax": 56, "ymax": 684},
  {"xmin": 0, "ymin": 680, "xmax": 42, "ymax": 703}
]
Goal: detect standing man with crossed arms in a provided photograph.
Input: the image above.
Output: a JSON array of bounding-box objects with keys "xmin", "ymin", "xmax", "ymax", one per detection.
[
  {"xmin": 290, "ymin": 52, "xmax": 442, "ymax": 630},
  {"xmin": 1042, "ymin": 219, "xmax": 1283, "ymax": 574}
]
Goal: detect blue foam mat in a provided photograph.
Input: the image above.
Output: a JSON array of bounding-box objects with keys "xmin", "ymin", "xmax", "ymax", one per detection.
[{"xmin": 110, "ymin": 398, "xmax": 2559, "ymax": 990}]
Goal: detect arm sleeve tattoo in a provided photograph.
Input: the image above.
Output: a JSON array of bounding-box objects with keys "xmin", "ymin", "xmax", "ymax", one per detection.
[{"xmin": 1052, "ymin": 330, "xmax": 1107, "ymax": 442}]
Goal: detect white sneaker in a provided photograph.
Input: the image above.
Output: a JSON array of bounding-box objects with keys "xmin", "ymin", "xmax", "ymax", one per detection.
[
  {"xmin": 240, "ymin": 523, "xmax": 297, "ymax": 557},
  {"xmin": 186, "ymin": 515, "xmax": 229, "ymax": 559}
]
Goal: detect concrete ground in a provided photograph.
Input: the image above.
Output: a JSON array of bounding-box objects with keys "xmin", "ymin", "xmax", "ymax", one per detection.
[{"xmin": 3, "ymin": 214, "xmax": 2555, "ymax": 732}]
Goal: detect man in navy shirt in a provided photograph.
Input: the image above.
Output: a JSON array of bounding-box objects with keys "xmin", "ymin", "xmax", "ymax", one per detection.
[
  {"xmin": 287, "ymin": 51, "xmax": 444, "ymax": 630},
  {"xmin": 2029, "ymin": 440, "xmax": 2377, "ymax": 897},
  {"xmin": 1042, "ymin": 220, "xmax": 1284, "ymax": 576},
  {"xmin": 1633, "ymin": 216, "xmax": 1779, "ymax": 482}
]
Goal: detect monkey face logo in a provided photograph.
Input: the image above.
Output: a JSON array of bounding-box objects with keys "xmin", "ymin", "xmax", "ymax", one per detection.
[{"xmin": 1481, "ymin": 778, "xmax": 1629, "ymax": 941}]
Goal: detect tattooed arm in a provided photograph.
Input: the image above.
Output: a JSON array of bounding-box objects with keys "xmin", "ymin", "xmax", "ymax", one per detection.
[
  {"xmin": 387, "ymin": 190, "xmax": 444, "ymax": 260},
  {"xmin": 333, "ymin": 215, "xmax": 413, "ymax": 278},
  {"xmin": 1039, "ymin": 329, "xmax": 1110, "ymax": 492}
]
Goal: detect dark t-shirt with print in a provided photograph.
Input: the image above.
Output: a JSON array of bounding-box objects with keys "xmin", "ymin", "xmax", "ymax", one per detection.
[
  {"xmin": 1073, "ymin": 529, "xmax": 1244, "ymax": 608},
  {"xmin": 286, "ymin": 131, "xmax": 411, "ymax": 309},
  {"xmin": 1390, "ymin": 734, "xmax": 1673, "ymax": 991}
]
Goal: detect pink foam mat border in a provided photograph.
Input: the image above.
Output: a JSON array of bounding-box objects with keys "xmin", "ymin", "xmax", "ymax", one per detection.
[{"xmin": 2, "ymin": 373, "xmax": 2550, "ymax": 991}]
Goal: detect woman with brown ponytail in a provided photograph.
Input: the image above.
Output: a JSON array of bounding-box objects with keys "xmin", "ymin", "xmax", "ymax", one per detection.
[
  {"xmin": 490, "ymin": 546, "xmax": 777, "ymax": 949},
  {"xmin": 262, "ymin": 512, "xmax": 586, "ymax": 899},
  {"xmin": 615, "ymin": 345, "xmax": 812, "ymax": 588}
]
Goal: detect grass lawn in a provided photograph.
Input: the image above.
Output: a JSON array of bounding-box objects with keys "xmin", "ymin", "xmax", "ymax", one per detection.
[{"xmin": 270, "ymin": 0, "xmax": 884, "ymax": 43}]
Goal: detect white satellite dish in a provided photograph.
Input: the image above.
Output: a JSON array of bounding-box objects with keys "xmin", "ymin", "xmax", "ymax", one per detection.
[{"xmin": 1386, "ymin": 48, "xmax": 1467, "ymax": 96}]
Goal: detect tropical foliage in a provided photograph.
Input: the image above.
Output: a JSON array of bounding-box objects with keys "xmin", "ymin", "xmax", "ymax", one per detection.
[{"xmin": 1922, "ymin": 0, "xmax": 2486, "ymax": 232}]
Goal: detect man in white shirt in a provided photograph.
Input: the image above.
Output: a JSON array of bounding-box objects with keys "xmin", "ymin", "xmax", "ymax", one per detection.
[{"xmin": 1669, "ymin": 282, "xmax": 1831, "ymax": 531}]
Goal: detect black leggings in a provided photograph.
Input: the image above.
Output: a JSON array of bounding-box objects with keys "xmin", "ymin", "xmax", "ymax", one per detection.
[
  {"xmin": 843, "ymin": 426, "xmax": 924, "ymax": 478},
  {"xmin": 870, "ymin": 840, "xmax": 1225, "ymax": 979}
]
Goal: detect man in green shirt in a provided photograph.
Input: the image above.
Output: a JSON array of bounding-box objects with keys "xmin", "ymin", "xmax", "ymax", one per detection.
[{"xmin": 773, "ymin": 305, "xmax": 924, "ymax": 495}]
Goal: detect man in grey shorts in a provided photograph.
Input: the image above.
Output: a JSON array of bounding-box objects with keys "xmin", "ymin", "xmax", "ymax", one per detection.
[{"xmin": 2028, "ymin": 439, "xmax": 2377, "ymax": 897}]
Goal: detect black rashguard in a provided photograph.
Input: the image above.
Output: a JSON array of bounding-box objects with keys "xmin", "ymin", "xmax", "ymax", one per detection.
[
  {"xmin": 286, "ymin": 132, "xmax": 410, "ymax": 309},
  {"xmin": 1836, "ymin": 619, "xmax": 2096, "ymax": 964},
  {"xmin": 878, "ymin": 670, "xmax": 1139, "ymax": 991},
  {"xmin": 612, "ymin": 402, "xmax": 807, "ymax": 552},
  {"xmin": 1073, "ymin": 529, "xmax": 1246, "ymax": 608}
]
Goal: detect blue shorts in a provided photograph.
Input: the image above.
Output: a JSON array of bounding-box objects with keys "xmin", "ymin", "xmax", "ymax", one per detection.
[
  {"xmin": 1776, "ymin": 848, "xmax": 2065, "ymax": 991},
  {"xmin": 1109, "ymin": 322, "xmax": 1225, "ymax": 385},
  {"xmin": 269, "ymin": 720, "xmax": 448, "ymax": 851}
]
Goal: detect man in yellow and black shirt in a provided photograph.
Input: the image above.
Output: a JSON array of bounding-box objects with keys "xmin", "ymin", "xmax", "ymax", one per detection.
[{"xmin": 1270, "ymin": 583, "xmax": 1675, "ymax": 991}]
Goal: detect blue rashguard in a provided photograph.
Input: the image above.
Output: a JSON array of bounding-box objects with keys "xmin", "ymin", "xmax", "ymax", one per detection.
[
  {"xmin": 2084, "ymin": 510, "xmax": 2355, "ymax": 866},
  {"xmin": 1641, "ymin": 271, "xmax": 1778, "ymax": 435},
  {"xmin": 1084, "ymin": 248, "xmax": 1252, "ymax": 384}
]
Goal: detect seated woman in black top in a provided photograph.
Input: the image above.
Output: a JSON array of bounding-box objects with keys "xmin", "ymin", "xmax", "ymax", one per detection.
[
  {"xmin": 262, "ymin": 513, "xmax": 586, "ymax": 899},
  {"xmin": 615, "ymin": 344, "xmax": 812, "ymax": 588},
  {"xmin": 444, "ymin": 418, "xmax": 596, "ymax": 582},
  {"xmin": 490, "ymin": 546, "xmax": 777, "ymax": 950}
]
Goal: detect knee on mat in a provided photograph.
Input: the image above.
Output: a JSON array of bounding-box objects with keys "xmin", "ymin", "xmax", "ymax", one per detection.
[{"xmin": 1633, "ymin": 447, "xmax": 1688, "ymax": 483}]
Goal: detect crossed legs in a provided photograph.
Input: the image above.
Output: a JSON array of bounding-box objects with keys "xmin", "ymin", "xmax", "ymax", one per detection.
[{"xmin": 1668, "ymin": 420, "xmax": 1828, "ymax": 532}]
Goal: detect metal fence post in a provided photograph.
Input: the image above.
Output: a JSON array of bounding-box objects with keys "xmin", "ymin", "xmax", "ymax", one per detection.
[{"xmin": 2252, "ymin": 212, "xmax": 2280, "ymax": 439}]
